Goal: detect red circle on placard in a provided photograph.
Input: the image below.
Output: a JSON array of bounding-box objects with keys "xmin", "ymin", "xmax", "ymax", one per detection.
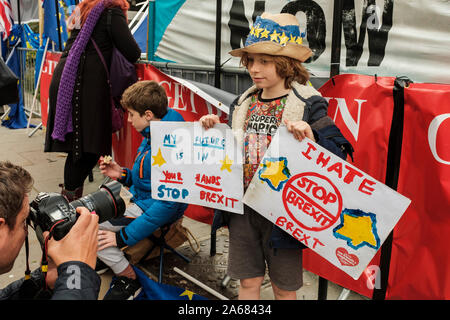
[{"xmin": 282, "ymin": 172, "xmax": 342, "ymax": 232}]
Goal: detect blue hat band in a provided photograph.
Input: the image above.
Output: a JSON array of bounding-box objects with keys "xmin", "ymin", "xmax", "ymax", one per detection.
[{"xmin": 245, "ymin": 16, "xmax": 306, "ymax": 48}]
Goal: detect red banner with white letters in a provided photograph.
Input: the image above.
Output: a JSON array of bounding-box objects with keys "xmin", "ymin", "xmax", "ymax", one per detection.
[
  {"xmin": 386, "ymin": 83, "xmax": 450, "ymax": 299},
  {"xmin": 112, "ymin": 64, "xmax": 228, "ymax": 224},
  {"xmin": 39, "ymin": 52, "xmax": 61, "ymax": 127},
  {"xmin": 305, "ymin": 75, "xmax": 450, "ymax": 299},
  {"xmin": 302, "ymin": 74, "xmax": 396, "ymax": 298}
]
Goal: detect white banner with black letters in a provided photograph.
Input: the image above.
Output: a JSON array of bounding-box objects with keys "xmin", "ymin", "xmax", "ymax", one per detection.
[{"xmin": 153, "ymin": 0, "xmax": 450, "ymax": 84}]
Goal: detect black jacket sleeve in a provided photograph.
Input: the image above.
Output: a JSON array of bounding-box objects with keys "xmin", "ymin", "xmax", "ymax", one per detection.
[
  {"xmin": 0, "ymin": 268, "xmax": 46, "ymax": 300},
  {"xmin": 51, "ymin": 261, "xmax": 100, "ymax": 300},
  {"xmin": 109, "ymin": 8, "xmax": 141, "ymax": 62},
  {"xmin": 305, "ymin": 96, "xmax": 354, "ymax": 161}
]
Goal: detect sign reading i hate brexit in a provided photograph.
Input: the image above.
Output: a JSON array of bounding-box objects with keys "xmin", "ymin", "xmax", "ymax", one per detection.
[
  {"xmin": 150, "ymin": 121, "xmax": 244, "ymax": 214},
  {"xmin": 243, "ymin": 127, "xmax": 411, "ymax": 280}
]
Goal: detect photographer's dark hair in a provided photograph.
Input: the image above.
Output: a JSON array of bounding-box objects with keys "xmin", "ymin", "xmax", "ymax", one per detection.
[
  {"xmin": 0, "ymin": 161, "xmax": 34, "ymax": 229},
  {"xmin": 120, "ymin": 80, "xmax": 168, "ymax": 119}
]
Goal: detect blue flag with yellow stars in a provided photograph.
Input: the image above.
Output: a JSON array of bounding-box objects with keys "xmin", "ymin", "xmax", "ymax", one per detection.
[
  {"xmin": 43, "ymin": 0, "xmax": 68, "ymax": 51},
  {"xmin": 2, "ymin": 43, "xmax": 28, "ymax": 129},
  {"xmin": 62, "ymin": 0, "xmax": 77, "ymax": 14},
  {"xmin": 130, "ymin": 266, "xmax": 208, "ymax": 300},
  {"xmin": 23, "ymin": 24, "xmax": 42, "ymax": 49}
]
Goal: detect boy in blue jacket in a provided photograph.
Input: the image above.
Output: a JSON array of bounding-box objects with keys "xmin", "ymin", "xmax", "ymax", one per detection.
[{"xmin": 97, "ymin": 80, "xmax": 187, "ymax": 300}]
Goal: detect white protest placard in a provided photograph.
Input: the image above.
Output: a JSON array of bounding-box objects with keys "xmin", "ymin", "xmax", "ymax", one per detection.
[
  {"xmin": 243, "ymin": 127, "xmax": 411, "ymax": 280},
  {"xmin": 151, "ymin": 121, "xmax": 244, "ymax": 214}
]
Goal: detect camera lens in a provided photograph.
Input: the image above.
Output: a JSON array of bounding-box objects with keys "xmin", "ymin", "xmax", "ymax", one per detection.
[{"xmin": 70, "ymin": 181, "xmax": 125, "ymax": 223}]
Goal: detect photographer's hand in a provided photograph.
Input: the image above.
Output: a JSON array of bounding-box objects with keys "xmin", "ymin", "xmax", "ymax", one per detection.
[
  {"xmin": 45, "ymin": 258, "xmax": 58, "ymax": 289},
  {"xmin": 43, "ymin": 207, "xmax": 99, "ymax": 269},
  {"xmin": 99, "ymin": 156, "xmax": 122, "ymax": 180}
]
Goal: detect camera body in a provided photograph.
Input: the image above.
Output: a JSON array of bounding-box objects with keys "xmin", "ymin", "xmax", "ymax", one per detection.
[{"xmin": 29, "ymin": 181, "xmax": 125, "ymax": 244}]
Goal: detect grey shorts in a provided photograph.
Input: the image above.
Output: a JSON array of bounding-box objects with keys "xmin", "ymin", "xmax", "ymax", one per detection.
[
  {"xmin": 97, "ymin": 204, "xmax": 143, "ymax": 274},
  {"xmin": 227, "ymin": 205, "xmax": 303, "ymax": 291}
]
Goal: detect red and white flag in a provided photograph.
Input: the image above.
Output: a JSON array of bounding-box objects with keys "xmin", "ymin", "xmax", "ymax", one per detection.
[{"xmin": 0, "ymin": 0, "xmax": 13, "ymax": 41}]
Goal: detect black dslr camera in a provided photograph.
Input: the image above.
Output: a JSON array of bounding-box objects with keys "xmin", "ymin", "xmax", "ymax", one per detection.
[{"xmin": 29, "ymin": 181, "xmax": 125, "ymax": 245}]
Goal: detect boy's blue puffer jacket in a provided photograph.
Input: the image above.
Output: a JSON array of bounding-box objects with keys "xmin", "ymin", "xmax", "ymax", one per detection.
[{"xmin": 115, "ymin": 108, "xmax": 188, "ymax": 248}]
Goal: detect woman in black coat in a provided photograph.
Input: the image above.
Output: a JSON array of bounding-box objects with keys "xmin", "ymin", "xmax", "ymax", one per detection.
[{"xmin": 44, "ymin": 1, "xmax": 141, "ymax": 200}]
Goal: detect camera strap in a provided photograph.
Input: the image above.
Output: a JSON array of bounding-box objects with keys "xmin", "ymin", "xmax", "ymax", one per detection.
[
  {"xmin": 19, "ymin": 235, "xmax": 50, "ymax": 299},
  {"xmin": 39, "ymin": 219, "xmax": 65, "ymax": 290},
  {"xmin": 24, "ymin": 235, "xmax": 31, "ymax": 280},
  {"xmin": 24, "ymin": 234, "xmax": 48, "ymax": 286},
  {"xmin": 40, "ymin": 231, "xmax": 56, "ymax": 291}
]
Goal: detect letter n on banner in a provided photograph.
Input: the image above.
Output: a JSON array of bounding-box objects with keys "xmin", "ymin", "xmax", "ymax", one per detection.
[{"xmin": 301, "ymin": 74, "xmax": 396, "ymax": 298}]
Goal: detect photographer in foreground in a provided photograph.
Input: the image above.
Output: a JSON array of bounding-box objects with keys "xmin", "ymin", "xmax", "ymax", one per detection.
[{"xmin": 0, "ymin": 161, "xmax": 100, "ymax": 300}]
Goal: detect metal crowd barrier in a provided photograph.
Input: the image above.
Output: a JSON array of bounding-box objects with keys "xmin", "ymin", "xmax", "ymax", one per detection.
[
  {"xmin": 18, "ymin": 47, "xmax": 41, "ymax": 119},
  {"xmin": 5, "ymin": 49, "xmax": 326, "ymax": 125},
  {"xmin": 139, "ymin": 60, "xmax": 253, "ymax": 95},
  {"xmin": 1, "ymin": 47, "xmax": 41, "ymax": 123},
  {"xmin": 3, "ymin": 49, "xmax": 252, "ymax": 123}
]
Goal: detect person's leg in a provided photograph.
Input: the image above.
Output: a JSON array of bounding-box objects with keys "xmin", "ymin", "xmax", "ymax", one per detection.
[
  {"xmin": 239, "ymin": 276, "xmax": 265, "ymax": 300},
  {"xmin": 97, "ymin": 219, "xmax": 134, "ymax": 276},
  {"xmin": 97, "ymin": 204, "xmax": 143, "ymax": 278},
  {"xmin": 227, "ymin": 206, "xmax": 267, "ymax": 299},
  {"xmin": 259, "ymin": 214, "xmax": 303, "ymax": 300},
  {"xmin": 265, "ymin": 245, "xmax": 303, "ymax": 300},
  {"xmin": 271, "ymin": 281, "xmax": 297, "ymax": 300},
  {"xmin": 98, "ymin": 204, "xmax": 144, "ymax": 300},
  {"xmin": 62, "ymin": 152, "xmax": 99, "ymax": 198}
]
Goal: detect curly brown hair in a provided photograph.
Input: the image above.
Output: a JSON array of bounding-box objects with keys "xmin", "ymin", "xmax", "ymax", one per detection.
[
  {"xmin": 240, "ymin": 52, "xmax": 310, "ymax": 88},
  {"xmin": 0, "ymin": 161, "xmax": 33, "ymax": 229}
]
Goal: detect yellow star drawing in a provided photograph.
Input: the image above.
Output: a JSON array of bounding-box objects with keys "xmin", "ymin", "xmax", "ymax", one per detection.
[
  {"xmin": 220, "ymin": 155, "xmax": 233, "ymax": 172},
  {"xmin": 279, "ymin": 32, "xmax": 289, "ymax": 46},
  {"xmin": 336, "ymin": 215, "xmax": 378, "ymax": 248},
  {"xmin": 260, "ymin": 28, "xmax": 270, "ymax": 39},
  {"xmin": 296, "ymin": 36, "xmax": 303, "ymax": 45},
  {"xmin": 289, "ymin": 35, "xmax": 297, "ymax": 43},
  {"xmin": 259, "ymin": 160, "xmax": 289, "ymax": 190},
  {"xmin": 179, "ymin": 290, "xmax": 195, "ymax": 300},
  {"xmin": 249, "ymin": 26, "xmax": 256, "ymax": 36},
  {"xmin": 270, "ymin": 30, "xmax": 280, "ymax": 42},
  {"xmin": 253, "ymin": 27, "xmax": 263, "ymax": 37},
  {"xmin": 152, "ymin": 148, "xmax": 166, "ymax": 167}
]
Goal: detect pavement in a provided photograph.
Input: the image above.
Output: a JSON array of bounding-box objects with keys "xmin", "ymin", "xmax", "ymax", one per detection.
[{"xmin": 0, "ymin": 119, "xmax": 367, "ymax": 300}]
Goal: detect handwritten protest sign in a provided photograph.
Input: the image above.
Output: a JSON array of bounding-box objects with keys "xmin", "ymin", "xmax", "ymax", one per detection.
[
  {"xmin": 151, "ymin": 122, "xmax": 244, "ymax": 214},
  {"xmin": 243, "ymin": 127, "xmax": 411, "ymax": 280}
]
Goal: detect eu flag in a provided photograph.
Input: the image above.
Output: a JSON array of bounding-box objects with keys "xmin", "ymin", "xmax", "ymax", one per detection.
[
  {"xmin": 2, "ymin": 43, "xmax": 27, "ymax": 129},
  {"xmin": 105, "ymin": 266, "xmax": 208, "ymax": 300},
  {"xmin": 62, "ymin": 0, "xmax": 77, "ymax": 14},
  {"xmin": 43, "ymin": 0, "xmax": 68, "ymax": 51}
]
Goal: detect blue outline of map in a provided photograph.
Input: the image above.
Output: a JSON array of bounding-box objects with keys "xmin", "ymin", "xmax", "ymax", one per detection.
[{"xmin": 333, "ymin": 208, "xmax": 381, "ymax": 250}]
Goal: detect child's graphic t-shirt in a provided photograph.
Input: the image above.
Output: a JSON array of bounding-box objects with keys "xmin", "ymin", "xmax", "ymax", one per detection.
[{"xmin": 243, "ymin": 91, "xmax": 288, "ymax": 190}]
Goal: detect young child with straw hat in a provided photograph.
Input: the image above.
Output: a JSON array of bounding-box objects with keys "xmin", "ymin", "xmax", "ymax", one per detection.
[{"xmin": 201, "ymin": 12, "xmax": 353, "ymax": 300}]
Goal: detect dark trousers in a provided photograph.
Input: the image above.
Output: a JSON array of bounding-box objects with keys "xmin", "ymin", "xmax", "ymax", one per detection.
[{"xmin": 64, "ymin": 152, "xmax": 99, "ymax": 190}]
